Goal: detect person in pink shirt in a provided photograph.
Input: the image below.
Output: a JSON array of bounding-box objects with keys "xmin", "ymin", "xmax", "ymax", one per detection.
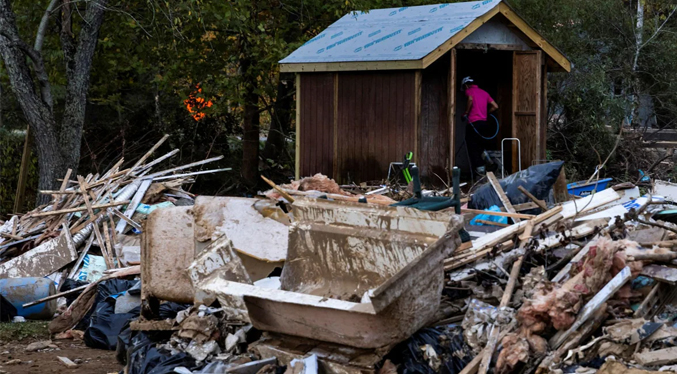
[{"xmin": 462, "ymin": 76, "xmax": 499, "ymax": 175}]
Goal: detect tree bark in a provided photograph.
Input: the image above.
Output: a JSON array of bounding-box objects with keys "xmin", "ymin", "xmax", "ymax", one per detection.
[
  {"xmin": 262, "ymin": 73, "xmax": 294, "ymax": 162},
  {"xmin": 60, "ymin": 0, "xmax": 107, "ymax": 172},
  {"xmin": 0, "ymin": 0, "xmax": 65, "ymax": 196},
  {"xmin": 0, "ymin": 0, "xmax": 107, "ymax": 205}
]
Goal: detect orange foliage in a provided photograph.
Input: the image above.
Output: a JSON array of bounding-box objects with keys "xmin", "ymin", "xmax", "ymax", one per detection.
[{"xmin": 184, "ymin": 85, "xmax": 213, "ymax": 121}]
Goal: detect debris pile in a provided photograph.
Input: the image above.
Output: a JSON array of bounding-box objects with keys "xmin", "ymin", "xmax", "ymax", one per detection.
[{"xmin": 9, "ymin": 149, "xmax": 677, "ymax": 374}]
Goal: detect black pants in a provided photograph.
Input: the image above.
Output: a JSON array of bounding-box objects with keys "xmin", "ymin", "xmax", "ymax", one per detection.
[{"xmin": 465, "ymin": 120, "xmax": 491, "ymax": 169}]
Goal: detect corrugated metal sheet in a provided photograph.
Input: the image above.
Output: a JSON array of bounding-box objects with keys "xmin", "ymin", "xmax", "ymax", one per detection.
[{"xmin": 280, "ymin": 0, "xmax": 500, "ymax": 64}]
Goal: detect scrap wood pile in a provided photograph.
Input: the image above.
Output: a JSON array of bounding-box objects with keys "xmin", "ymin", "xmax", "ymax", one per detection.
[
  {"xmin": 0, "ymin": 135, "xmax": 229, "ymax": 324},
  {"xmin": 432, "ymin": 164, "xmax": 677, "ymax": 374}
]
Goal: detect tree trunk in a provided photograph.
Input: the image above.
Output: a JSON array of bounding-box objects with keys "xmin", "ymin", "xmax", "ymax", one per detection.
[
  {"xmin": 60, "ymin": 0, "xmax": 108, "ymax": 173},
  {"xmin": 0, "ymin": 0, "xmax": 65, "ymax": 199},
  {"xmin": 262, "ymin": 73, "xmax": 294, "ymax": 162}
]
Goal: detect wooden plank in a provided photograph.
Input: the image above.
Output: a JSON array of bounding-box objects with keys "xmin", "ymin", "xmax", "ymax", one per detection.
[
  {"xmin": 634, "ymin": 346, "xmax": 677, "ymax": 366},
  {"xmin": 125, "ymin": 134, "xmax": 169, "ymax": 177},
  {"xmin": 449, "ymin": 48, "xmax": 456, "ymax": 169},
  {"xmin": 512, "ymin": 50, "xmax": 542, "ymax": 171},
  {"xmin": 295, "ymin": 73, "xmax": 301, "ymax": 180},
  {"xmin": 77, "ymin": 176, "xmax": 112, "ymax": 269},
  {"xmin": 111, "ymin": 208, "xmax": 141, "ymax": 231},
  {"xmin": 279, "ymin": 60, "xmax": 422, "ymax": 73},
  {"xmin": 487, "ymin": 172, "xmax": 521, "ymax": 222},
  {"xmin": 31, "ymin": 201, "xmax": 128, "ymax": 217},
  {"xmin": 68, "ymin": 233, "xmax": 95, "ymax": 279},
  {"xmin": 518, "ymin": 185, "xmax": 547, "ymax": 210},
  {"xmin": 261, "ymin": 175, "xmax": 295, "ymax": 203},
  {"xmin": 475, "ymin": 219, "xmax": 510, "ymax": 227},
  {"xmin": 479, "ymin": 222, "xmax": 534, "ymax": 374},
  {"xmin": 641, "ymin": 265, "xmax": 677, "ymax": 285},
  {"xmin": 332, "ymin": 73, "xmax": 339, "ymax": 180},
  {"xmin": 461, "ymin": 209, "xmax": 534, "ymax": 219},
  {"xmin": 414, "ymin": 70, "xmax": 421, "ymax": 166}
]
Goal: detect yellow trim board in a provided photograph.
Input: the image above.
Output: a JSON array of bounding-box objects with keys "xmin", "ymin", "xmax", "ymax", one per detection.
[
  {"xmin": 421, "ymin": 5, "xmax": 501, "ymax": 68},
  {"xmin": 497, "ymin": 3, "xmax": 571, "ymax": 72}
]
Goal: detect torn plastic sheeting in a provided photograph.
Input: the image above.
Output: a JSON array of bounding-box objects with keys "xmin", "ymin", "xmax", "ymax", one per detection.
[
  {"xmin": 385, "ymin": 325, "xmax": 473, "ymax": 374},
  {"xmin": 127, "ymin": 335, "xmax": 196, "ymax": 374},
  {"xmin": 468, "ymin": 161, "xmax": 564, "ymax": 211},
  {"xmin": 75, "ymin": 254, "xmax": 107, "ymax": 283},
  {"xmin": 75, "ymin": 279, "xmax": 138, "ymax": 331}
]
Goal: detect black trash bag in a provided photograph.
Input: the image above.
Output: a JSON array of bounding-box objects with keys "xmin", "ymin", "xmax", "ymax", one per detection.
[
  {"xmin": 128, "ymin": 332, "xmax": 196, "ymax": 374},
  {"xmin": 0, "ymin": 294, "xmax": 17, "ymax": 322},
  {"xmin": 158, "ymin": 302, "xmax": 191, "ymax": 320},
  {"xmin": 84, "ymin": 295, "xmax": 140, "ymax": 350},
  {"xmin": 385, "ymin": 325, "xmax": 473, "ymax": 374},
  {"xmin": 469, "ymin": 161, "xmax": 565, "ymax": 212},
  {"xmin": 75, "ymin": 279, "xmax": 138, "ymax": 331},
  {"xmin": 60, "ymin": 279, "xmax": 89, "ymax": 306}
]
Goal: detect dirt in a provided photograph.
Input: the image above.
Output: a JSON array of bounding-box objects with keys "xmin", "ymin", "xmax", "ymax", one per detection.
[{"xmin": 0, "ymin": 322, "xmax": 122, "ymax": 374}]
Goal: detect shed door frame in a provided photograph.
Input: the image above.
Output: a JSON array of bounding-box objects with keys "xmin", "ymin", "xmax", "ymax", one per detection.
[{"xmin": 512, "ymin": 50, "xmax": 542, "ymax": 171}]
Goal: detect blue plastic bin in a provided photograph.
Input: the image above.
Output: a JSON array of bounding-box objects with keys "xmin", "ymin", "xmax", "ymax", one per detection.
[
  {"xmin": 567, "ymin": 178, "xmax": 613, "ymax": 197},
  {"xmin": 0, "ymin": 278, "xmax": 56, "ymax": 320}
]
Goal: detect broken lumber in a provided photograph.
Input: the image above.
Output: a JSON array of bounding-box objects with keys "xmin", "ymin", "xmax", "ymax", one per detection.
[
  {"xmin": 487, "ymin": 172, "xmax": 520, "ymax": 223},
  {"xmin": 634, "ymin": 346, "xmax": 677, "ymax": 366},
  {"xmin": 30, "ymin": 201, "xmax": 129, "ymax": 217},
  {"xmin": 641, "ymin": 264, "xmax": 677, "ymax": 284},
  {"xmin": 518, "ymin": 185, "xmax": 547, "ymax": 211},
  {"xmin": 461, "ymin": 209, "xmax": 534, "ymax": 219},
  {"xmin": 261, "ymin": 175, "xmax": 295, "ymax": 203},
  {"xmin": 478, "ymin": 222, "xmax": 534, "ymax": 374}
]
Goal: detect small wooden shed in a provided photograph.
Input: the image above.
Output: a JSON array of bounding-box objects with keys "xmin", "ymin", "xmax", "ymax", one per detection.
[{"xmin": 280, "ymin": 0, "xmax": 571, "ymax": 183}]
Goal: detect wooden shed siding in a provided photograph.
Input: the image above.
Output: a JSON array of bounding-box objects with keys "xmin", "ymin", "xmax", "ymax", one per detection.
[
  {"xmin": 419, "ymin": 55, "xmax": 450, "ymax": 180},
  {"xmin": 336, "ymin": 71, "xmax": 416, "ymax": 183},
  {"xmin": 299, "ymin": 73, "xmax": 335, "ymax": 177}
]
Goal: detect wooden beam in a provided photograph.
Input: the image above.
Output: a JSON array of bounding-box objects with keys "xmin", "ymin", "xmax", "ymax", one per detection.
[
  {"xmin": 77, "ymin": 176, "xmax": 112, "ymax": 269},
  {"xmin": 479, "ymin": 222, "xmax": 534, "ymax": 374},
  {"xmin": 518, "ymin": 185, "xmax": 547, "ymax": 210},
  {"xmin": 498, "ymin": 3, "xmax": 571, "ymax": 72},
  {"xmin": 279, "ymin": 59, "xmax": 422, "ymax": 73},
  {"xmin": 461, "ymin": 209, "xmax": 534, "ymax": 219},
  {"xmin": 449, "ymin": 48, "xmax": 456, "ymax": 169},
  {"xmin": 414, "ymin": 70, "xmax": 422, "ymax": 164},
  {"xmin": 31, "ymin": 201, "xmax": 129, "ymax": 217},
  {"xmin": 475, "ymin": 219, "xmax": 510, "ymax": 228},
  {"xmin": 295, "ymin": 73, "xmax": 301, "ymax": 180},
  {"xmin": 487, "ymin": 172, "xmax": 521, "ymax": 222},
  {"xmin": 261, "ymin": 175, "xmax": 295, "ymax": 203},
  {"xmin": 332, "ymin": 73, "xmax": 339, "ymax": 180}
]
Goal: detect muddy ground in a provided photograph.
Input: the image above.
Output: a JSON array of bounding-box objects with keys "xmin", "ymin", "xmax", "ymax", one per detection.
[{"xmin": 0, "ymin": 322, "xmax": 121, "ymax": 374}]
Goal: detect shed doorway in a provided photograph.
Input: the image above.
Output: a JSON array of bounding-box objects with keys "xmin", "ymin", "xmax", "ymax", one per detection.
[{"xmin": 452, "ymin": 48, "xmax": 545, "ymax": 180}]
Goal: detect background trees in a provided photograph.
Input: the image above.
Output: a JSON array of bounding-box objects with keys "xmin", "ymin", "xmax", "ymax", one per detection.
[{"xmin": 1, "ymin": 0, "xmax": 677, "ymax": 213}]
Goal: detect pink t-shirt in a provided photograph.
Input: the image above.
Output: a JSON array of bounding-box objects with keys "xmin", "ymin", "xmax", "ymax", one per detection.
[{"xmin": 465, "ymin": 85, "xmax": 494, "ymax": 123}]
